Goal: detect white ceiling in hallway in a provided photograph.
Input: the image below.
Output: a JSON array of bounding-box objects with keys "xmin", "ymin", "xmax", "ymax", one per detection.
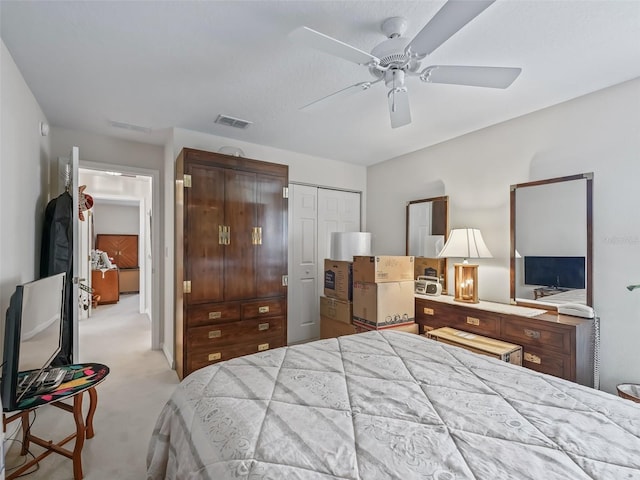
[{"xmin": 2, "ymin": 0, "xmax": 639, "ymax": 166}]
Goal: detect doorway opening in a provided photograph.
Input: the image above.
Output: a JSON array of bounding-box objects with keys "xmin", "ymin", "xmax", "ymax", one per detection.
[{"xmin": 78, "ymin": 163, "xmax": 161, "ymax": 355}]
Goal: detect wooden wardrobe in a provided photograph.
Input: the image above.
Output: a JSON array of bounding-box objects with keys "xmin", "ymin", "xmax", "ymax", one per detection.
[{"xmin": 175, "ymin": 148, "xmax": 288, "ymax": 379}]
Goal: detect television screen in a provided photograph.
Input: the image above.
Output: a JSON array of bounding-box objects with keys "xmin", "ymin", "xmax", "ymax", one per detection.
[
  {"xmin": 1, "ymin": 272, "xmax": 66, "ymax": 410},
  {"xmin": 524, "ymin": 256, "xmax": 585, "ymax": 289}
]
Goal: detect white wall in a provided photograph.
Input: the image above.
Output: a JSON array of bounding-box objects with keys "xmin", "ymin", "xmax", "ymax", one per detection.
[
  {"xmin": 367, "ymin": 77, "xmax": 640, "ymax": 393},
  {"xmin": 93, "ymin": 204, "xmax": 138, "ymax": 235},
  {"xmin": 0, "ymin": 39, "xmax": 51, "ymax": 315}
]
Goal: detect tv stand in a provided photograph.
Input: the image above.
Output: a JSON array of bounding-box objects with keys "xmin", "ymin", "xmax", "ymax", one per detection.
[{"xmin": 3, "ymin": 363, "xmax": 109, "ymax": 480}]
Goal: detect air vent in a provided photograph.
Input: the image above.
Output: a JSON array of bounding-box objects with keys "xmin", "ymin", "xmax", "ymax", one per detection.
[
  {"xmin": 215, "ymin": 114, "xmax": 252, "ymax": 129},
  {"xmin": 110, "ymin": 121, "xmax": 152, "ymax": 133}
]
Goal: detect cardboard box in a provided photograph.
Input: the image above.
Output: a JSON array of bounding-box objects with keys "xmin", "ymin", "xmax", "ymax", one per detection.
[
  {"xmin": 353, "ymin": 255, "xmax": 414, "ymax": 283},
  {"xmin": 414, "ymin": 257, "xmax": 445, "ymax": 280},
  {"xmin": 320, "ymin": 316, "xmax": 357, "ymax": 339},
  {"xmin": 353, "ymin": 321, "xmax": 419, "ymax": 334},
  {"xmin": 427, "ymin": 327, "xmax": 523, "ymax": 365},
  {"xmin": 324, "ymin": 259, "xmax": 353, "ymax": 301},
  {"xmin": 319, "ymin": 296, "xmax": 352, "ymax": 324},
  {"xmin": 352, "ymin": 281, "xmax": 415, "ymax": 328}
]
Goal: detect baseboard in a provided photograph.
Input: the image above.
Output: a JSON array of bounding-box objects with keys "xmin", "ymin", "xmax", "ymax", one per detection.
[{"xmin": 162, "ymin": 344, "xmax": 175, "ymax": 370}]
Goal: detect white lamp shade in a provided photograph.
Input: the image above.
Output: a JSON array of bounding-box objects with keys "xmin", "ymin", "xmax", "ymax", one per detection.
[{"xmin": 438, "ymin": 228, "xmax": 493, "ymax": 259}]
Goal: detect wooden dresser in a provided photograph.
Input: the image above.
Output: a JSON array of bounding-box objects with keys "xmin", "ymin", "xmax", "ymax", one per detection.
[
  {"xmin": 96, "ymin": 234, "xmax": 139, "ymax": 294},
  {"xmin": 415, "ymin": 295, "xmax": 594, "ymax": 387},
  {"xmin": 91, "ymin": 269, "xmax": 119, "ymax": 305},
  {"xmin": 175, "ymin": 148, "xmax": 288, "ymax": 379}
]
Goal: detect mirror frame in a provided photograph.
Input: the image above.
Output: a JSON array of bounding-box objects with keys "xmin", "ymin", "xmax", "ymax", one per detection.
[
  {"xmin": 406, "ymin": 195, "xmax": 449, "ymax": 292},
  {"xmin": 510, "ymin": 173, "xmax": 593, "ymax": 308}
]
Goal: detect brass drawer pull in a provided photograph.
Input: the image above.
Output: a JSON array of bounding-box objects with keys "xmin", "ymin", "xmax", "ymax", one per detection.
[
  {"xmin": 208, "ymin": 352, "xmax": 221, "ymax": 361},
  {"xmin": 524, "ymin": 352, "xmax": 541, "ymax": 364},
  {"xmin": 258, "ymin": 306, "xmax": 270, "ymax": 314},
  {"xmin": 209, "ymin": 311, "xmax": 222, "ymax": 320},
  {"xmin": 258, "ymin": 343, "xmax": 269, "ymax": 351},
  {"xmin": 258, "ymin": 322, "xmax": 270, "ymax": 331},
  {"xmin": 208, "ymin": 330, "xmax": 221, "ymax": 339},
  {"xmin": 423, "ymin": 307, "xmax": 434, "ymax": 315},
  {"xmin": 466, "ymin": 316, "xmax": 480, "ymax": 326},
  {"xmin": 524, "ymin": 329, "xmax": 541, "ymax": 339}
]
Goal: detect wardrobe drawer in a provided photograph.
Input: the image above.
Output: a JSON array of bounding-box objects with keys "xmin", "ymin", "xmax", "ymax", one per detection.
[
  {"xmin": 187, "ymin": 333, "xmax": 285, "ymax": 372},
  {"xmin": 502, "ymin": 318, "xmax": 571, "ymax": 355},
  {"xmin": 187, "ymin": 317, "xmax": 285, "ymax": 349},
  {"xmin": 242, "ymin": 298, "xmax": 285, "ymax": 319},
  {"xmin": 186, "ymin": 302, "xmax": 241, "ymax": 327},
  {"xmin": 521, "ymin": 347, "xmax": 572, "ymax": 381}
]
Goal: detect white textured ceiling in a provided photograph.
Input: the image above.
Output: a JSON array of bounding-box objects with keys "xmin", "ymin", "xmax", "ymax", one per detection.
[{"xmin": 2, "ymin": 1, "xmax": 640, "ymax": 166}]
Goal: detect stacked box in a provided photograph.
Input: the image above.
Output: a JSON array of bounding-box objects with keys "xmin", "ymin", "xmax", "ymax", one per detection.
[
  {"xmin": 319, "ymin": 296, "xmax": 352, "ymax": 324},
  {"xmin": 352, "ymin": 281, "xmax": 415, "ymax": 329},
  {"xmin": 324, "ymin": 259, "xmax": 353, "ymax": 301},
  {"xmin": 320, "ymin": 318, "xmax": 357, "ymax": 339},
  {"xmin": 353, "ymin": 255, "xmax": 414, "ymax": 283}
]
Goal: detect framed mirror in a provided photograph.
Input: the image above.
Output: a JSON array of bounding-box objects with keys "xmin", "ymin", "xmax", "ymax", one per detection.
[
  {"xmin": 406, "ymin": 196, "xmax": 449, "ymax": 293},
  {"xmin": 510, "ymin": 174, "xmax": 593, "ymax": 307}
]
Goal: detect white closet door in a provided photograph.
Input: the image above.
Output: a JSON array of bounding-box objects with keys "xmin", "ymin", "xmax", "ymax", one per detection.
[
  {"xmin": 317, "ymin": 188, "xmax": 361, "ymax": 296},
  {"xmin": 288, "ymin": 186, "xmax": 361, "ymax": 344},
  {"xmin": 288, "ymin": 184, "xmax": 319, "ymax": 344}
]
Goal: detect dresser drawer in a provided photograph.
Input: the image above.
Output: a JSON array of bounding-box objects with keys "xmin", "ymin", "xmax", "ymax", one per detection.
[
  {"xmin": 415, "ymin": 299, "xmax": 500, "ymax": 336},
  {"xmin": 502, "ymin": 318, "xmax": 572, "ymax": 355},
  {"xmin": 242, "ymin": 298, "xmax": 285, "ymax": 319},
  {"xmin": 186, "ymin": 302, "xmax": 241, "ymax": 327},
  {"xmin": 187, "ymin": 317, "xmax": 284, "ymax": 349},
  {"xmin": 187, "ymin": 333, "xmax": 285, "ymax": 372},
  {"xmin": 521, "ymin": 347, "xmax": 572, "ymax": 380}
]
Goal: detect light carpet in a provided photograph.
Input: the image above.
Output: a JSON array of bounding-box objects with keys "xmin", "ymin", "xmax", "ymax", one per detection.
[{"xmin": 4, "ymin": 294, "xmax": 179, "ymax": 479}]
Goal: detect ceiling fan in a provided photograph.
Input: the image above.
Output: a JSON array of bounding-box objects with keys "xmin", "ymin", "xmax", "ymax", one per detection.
[{"xmin": 290, "ymin": 0, "xmax": 521, "ymax": 128}]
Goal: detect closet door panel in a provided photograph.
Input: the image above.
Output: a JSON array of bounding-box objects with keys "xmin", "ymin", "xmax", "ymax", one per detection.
[
  {"xmin": 224, "ymin": 169, "xmax": 257, "ymax": 301},
  {"xmin": 185, "ymin": 163, "xmax": 225, "ymax": 304},
  {"xmin": 256, "ymin": 174, "xmax": 287, "ymax": 299}
]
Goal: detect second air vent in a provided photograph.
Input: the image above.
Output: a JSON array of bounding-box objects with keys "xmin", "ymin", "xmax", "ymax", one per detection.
[{"xmin": 215, "ymin": 114, "xmax": 253, "ymax": 129}]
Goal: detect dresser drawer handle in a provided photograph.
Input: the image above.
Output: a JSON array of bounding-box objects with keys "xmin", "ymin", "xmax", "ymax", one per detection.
[
  {"xmin": 258, "ymin": 322, "xmax": 270, "ymax": 331},
  {"xmin": 208, "ymin": 330, "xmax": 221, "ymax": 339},
  {"xmin": 209, "ymin": 311, "xmax": 222, "ymax": 320},
  {"xmin": 258, "ymin": 343, "xmax": 269, "ymax": 351},
  {"xmin": 258, "ymin": 306, "xmax": 270, "ymax": 314},
  {"xmin": 524, "ymin": 352, "xmax": 541, "ymax": 364},
  {"xmin": 524, "ymin": 329, "xmax": 541, "ymax": 339},
  {"xmin": 466, "ymin": 316, "xmax": 480, "ymax": 326},
  {"xmin": 423, "ymin": 307, "xmax": 434, "ymax": 315},
  {"xmin": 208, "ymin": 352, "xmax": 221, "ymax": 361}
]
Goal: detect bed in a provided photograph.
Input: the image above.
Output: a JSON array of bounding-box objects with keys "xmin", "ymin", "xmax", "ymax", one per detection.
[
  {"xmin": 536, "ymin": 288, "xmax": 587, "ymax": 306},
  {"xmin": 147, "ymin": 331, "xmax": 640, "ymax": 479}
]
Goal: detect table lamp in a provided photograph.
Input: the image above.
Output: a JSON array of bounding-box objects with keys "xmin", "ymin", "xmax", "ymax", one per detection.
[{"xmin": 438, "ymin": 228, "xmax": 492, "ymax": 303}]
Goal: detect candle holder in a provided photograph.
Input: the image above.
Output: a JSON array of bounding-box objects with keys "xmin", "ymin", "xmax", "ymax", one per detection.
[{"xmin": 454, "ymin": 263, "xmax": 478, "ymax": 303}]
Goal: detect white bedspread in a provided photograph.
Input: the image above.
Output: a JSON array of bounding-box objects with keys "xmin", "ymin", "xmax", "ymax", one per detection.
[{"xmin": 147, "ymin": 331, "xmax": 640, "ymax": 479}]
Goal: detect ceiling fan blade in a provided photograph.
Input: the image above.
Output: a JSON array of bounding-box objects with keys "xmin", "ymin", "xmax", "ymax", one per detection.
[
  {"xmin": 300, "ymin": 81, "xmax": 377, "ymax": 112},
  {"xmin": 387, "ymin": 88, "xmax": 411, "ymax": 128},
  {"xmin": 407, "ymin": 0, "xmax": 495, "ymax": 56},
  {"xmin": 421, "ymin": 65, "xmax": 522, "ymax": 88},
  {"xmin": 290, "ymin": 26, "xmax": 379, "ymax": 66}
]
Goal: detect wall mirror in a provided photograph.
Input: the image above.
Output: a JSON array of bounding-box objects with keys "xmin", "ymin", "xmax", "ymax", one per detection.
[
  {"xmin": 406, "ymin": 196, "xmax": 449, "ymax": 293},
  {"xmin": 510, "ymin": 174, "xmax": 593, "ymax": 307}
]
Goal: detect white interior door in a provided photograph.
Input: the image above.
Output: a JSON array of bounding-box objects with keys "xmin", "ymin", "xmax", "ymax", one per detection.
[
  {"xmin": 69, "ymin": 147, "xmax": 80, "ymax": 361},
  {"xmin": 288, "ymin": 184, "xmax": 319, "ymax": 344},
  {"xmin": 288, "ymin": 185, "xmax": 361, "ymax": 344}
]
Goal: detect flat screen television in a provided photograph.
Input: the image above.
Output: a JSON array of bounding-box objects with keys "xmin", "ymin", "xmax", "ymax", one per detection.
[
  {"xmin": 1, "ymin": 272, "xmax": 66, "ymax": 411},
  {"xmin": 524, "ymin": 256, "xmax": 585, "ymax": 289}
]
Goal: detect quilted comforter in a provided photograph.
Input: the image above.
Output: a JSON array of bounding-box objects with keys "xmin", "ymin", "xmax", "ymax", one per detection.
[{"xmin": 147, "ymin": 331, "xmax": 640, "ymax": 479}]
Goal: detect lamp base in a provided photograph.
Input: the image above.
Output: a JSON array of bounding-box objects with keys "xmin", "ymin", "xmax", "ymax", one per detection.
[{"xmin": 453, "ymin": 263, "xmax": 479, "ymax": 304}]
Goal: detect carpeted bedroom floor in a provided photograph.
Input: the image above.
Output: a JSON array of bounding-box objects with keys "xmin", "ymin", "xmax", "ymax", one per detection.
[{"xmin": 4, "ymin": 294, "xmax": 179, "ymax": 479}]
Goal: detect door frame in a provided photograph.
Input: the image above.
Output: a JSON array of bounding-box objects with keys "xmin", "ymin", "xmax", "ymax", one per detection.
[{"xmin": 80, "ymin": 160, "xmax": 161, "ymax": 350}]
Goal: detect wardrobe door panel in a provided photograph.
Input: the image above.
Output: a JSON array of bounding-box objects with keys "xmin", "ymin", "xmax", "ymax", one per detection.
[
  {"xmin": 224, "ymin": 169, "xmax": 257, "ymax": 301},
  {"xmin": 185, "ymin": 163, "xmax": 225, "ymax": 304},
  {"xmin": 256, "ymin": 174, "xmax": 287, "ymax": 299}
]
